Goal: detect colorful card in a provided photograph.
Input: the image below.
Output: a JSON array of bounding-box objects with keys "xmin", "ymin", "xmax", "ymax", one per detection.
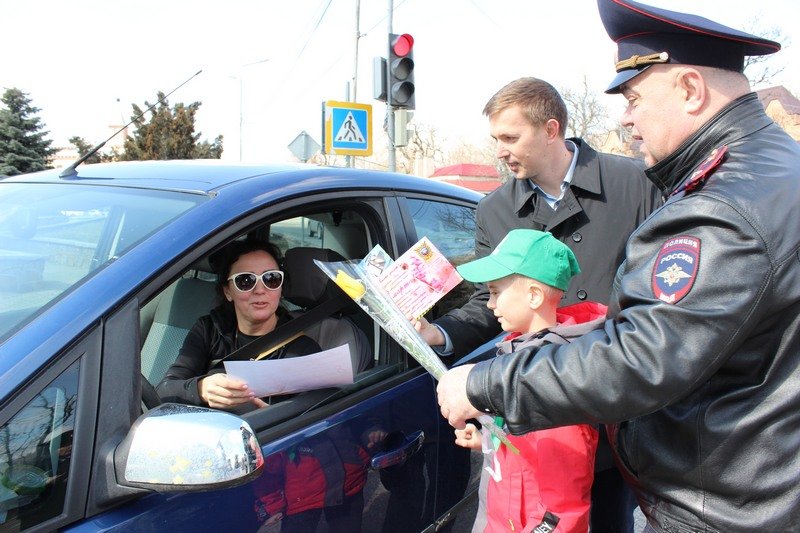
[{"xmin": 366, "ymin": 237, "xmax": 463, "ymax": 319}]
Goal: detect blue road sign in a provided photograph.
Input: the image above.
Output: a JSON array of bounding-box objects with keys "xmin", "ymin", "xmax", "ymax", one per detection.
[{"xmin": 324, "ymin": 101, "xmax": 372, "ymax": 156}]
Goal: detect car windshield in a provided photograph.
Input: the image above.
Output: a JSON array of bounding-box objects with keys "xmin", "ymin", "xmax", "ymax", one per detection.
[{"xmin": 0, "ymin": 182, "xmax": 206, "ymax": 340}]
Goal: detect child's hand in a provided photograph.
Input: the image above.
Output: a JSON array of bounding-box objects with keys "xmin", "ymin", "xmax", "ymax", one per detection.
[
  {"xmin": 454, "ymin": 423, "xmax": 482, "ymax": 450},
  {"xmin": 409, "ymin": 315, "xmax": 445, "ymax": 346}
]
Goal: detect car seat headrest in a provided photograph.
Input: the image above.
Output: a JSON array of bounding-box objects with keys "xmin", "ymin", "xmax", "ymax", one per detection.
[
  {"xmin": 283, "ymin": 247, "xmax": 348, "ymax": 309},
  {"xmin": 190, "ymin": 256, "xmax": 215, "ymax": 278}
]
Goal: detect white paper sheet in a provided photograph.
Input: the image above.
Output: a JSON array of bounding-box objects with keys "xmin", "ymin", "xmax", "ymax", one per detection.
[{"xmin": 223, "ymin": 344, "xmax": 353, "ymax": 397}]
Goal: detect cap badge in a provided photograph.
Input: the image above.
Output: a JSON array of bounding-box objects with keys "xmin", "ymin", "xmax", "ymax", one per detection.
[{"xmin": 615, "ymin": 51, "xmax": 669, "ymax": 72}]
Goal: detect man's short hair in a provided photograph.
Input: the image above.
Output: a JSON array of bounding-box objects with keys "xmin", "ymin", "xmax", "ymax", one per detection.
[{"xmin": 483, "ymin": 77, "xmax": 568, "ymax": 138}]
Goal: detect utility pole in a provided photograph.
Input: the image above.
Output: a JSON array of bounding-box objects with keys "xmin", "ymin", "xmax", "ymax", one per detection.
[
  {"xmin": 238, "ymin": 76, "xmax": 243, "ymax": 161},
  {"xmin": 345, "ymin": 81, "xmax": 352, "ymax": 168},
  {"xmin": 352, "ymin": 0, "xmax": 361, "ymax": 103},
  {"xmin": 234, "ymin": 58, "xmax": 270, "ymax": 161},
  {"xmin": 348, "ymin": 0, "xmax": 361, "ymax": 168},
  {"xmin": 387, "ymin": 0, "xmax": 396, "ymax": 172}
]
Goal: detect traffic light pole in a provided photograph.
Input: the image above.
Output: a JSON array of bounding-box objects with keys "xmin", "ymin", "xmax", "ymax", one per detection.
[
  {"xmin": 386, "ymin": 0, "xmax": 396, "ymax": 172},
  {"xmin": 349, "ymin": 0, "xmax": 361, "ymax": 169}
]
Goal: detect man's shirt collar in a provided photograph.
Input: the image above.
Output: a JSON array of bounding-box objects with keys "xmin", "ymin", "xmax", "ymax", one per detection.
[{"xmin": 530, "ymin": 139, "xmax": 579, "ymax": 210}]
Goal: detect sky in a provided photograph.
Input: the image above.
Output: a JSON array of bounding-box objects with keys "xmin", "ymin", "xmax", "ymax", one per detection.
[{"xmin": 3, "ymin": 0, "xmax": 799, "ymax": 164}]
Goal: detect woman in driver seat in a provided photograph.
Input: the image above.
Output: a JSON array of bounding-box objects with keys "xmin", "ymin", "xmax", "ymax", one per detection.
[{"xmin": 157, "ymin": 239, "xmax": 320, "ymax": 411}]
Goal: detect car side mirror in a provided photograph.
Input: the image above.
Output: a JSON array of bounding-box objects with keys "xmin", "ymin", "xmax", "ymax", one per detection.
[{"xmin": 115, "ymin": 403, "xmax": 263, "ymax": 492}]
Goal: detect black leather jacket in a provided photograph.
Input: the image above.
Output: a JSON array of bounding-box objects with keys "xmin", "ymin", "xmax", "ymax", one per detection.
[
  {"xmin": 157, "ymin": 305, "xmax": 319, "ymax": 406},
  {"xmin": 466, "ymin": 93, "xmax": 800, "ymax": 531}
]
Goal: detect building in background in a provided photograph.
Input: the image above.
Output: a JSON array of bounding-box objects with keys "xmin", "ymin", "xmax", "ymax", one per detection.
[
  {"xmin": 757, "ymin": 86, "xmax": 800, "ymax": 140},
  {"xmin": 50, "ymin": 125, "xmax": 128, "ymax": 169},
  {"xmin": 428, "ymin": 163, "xmax": 504, "ymax": 194}
]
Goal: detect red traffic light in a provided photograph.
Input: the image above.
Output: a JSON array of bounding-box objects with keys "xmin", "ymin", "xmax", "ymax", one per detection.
[
  {"xmin": 391, "ymin": 33, "xmax": 414, "ymax": 57},
  {"xmin": 388, "ymin": 32, "xmax": 415, "ymax": 109}
]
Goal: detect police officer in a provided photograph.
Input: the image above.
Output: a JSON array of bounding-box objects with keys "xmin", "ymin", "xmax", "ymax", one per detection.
[{"xmin": 436, "ymin": 0, "xmax": 800, "ymax": 530}]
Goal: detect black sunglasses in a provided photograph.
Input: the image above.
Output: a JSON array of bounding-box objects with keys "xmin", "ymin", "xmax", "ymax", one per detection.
[{"xmin": 227, "ymin": 270, "xmax": 284, "ymax": 292}]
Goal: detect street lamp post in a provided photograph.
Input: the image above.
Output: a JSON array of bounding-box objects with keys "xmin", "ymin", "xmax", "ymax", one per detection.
[
  {"xmin": 238, "ymin": 76, "xmax": 243, "ymax": 161},
  {"xmin": 234, "ymin": 58, "xmax": 270, "ymax": 161}
]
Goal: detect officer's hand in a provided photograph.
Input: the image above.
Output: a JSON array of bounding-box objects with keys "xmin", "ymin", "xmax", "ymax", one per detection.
[{"xmin": 437, "ymin": 364, "xmax": 481, "ymax": 429}]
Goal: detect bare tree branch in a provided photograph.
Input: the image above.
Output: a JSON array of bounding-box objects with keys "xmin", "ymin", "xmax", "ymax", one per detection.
[
  {"xmin": 396, "ymin": 123, "xmax": 446, "ymax": 174},
  {"xmin": 561, "ymin": 76, "xmax": 609, "ymax": 148},
  {"xmin": 742, "ymin": 20, "xmax": 789, "ymax": 88}
]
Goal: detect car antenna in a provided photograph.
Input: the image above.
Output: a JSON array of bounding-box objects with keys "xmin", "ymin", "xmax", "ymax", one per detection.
[{"xmin": 59, "ymin": 69, "xmax": 203, "ymax": 179}]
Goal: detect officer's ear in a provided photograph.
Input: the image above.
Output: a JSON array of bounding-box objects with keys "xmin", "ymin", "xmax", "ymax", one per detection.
[{"xmin": 676, "ymin": 67, "xmax": 707, "ymax": 115}]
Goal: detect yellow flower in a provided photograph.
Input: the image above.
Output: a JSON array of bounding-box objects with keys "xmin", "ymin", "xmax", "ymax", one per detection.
[{"xmin": 335, "ymin": 270, "xmax": 366, "ymax": 300}]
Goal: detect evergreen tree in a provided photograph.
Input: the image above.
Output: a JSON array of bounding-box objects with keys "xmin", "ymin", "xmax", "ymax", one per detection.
[
  {"xmin": 69, "ymin": 135, "xmax": 102, "ymax": 165},
  {"xmin": 0, "ymin": 88, "xmax": 56, "ymax": 176},
  {"xmin": 119, "ymin": 92, "xmax": 223, "ymax": 160},
  {"xmin": 68, "ymin": 136, "xmax": 115, "ymax": 164}
]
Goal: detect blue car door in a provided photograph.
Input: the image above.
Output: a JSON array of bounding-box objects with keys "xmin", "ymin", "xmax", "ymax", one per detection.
[
  {"xmin": 66, "ymin": 369, "xmax": 452, "ymax": 532},
  {"xmin": 67, "ymin": 193, "xmax": 475, "ymax": 532}
]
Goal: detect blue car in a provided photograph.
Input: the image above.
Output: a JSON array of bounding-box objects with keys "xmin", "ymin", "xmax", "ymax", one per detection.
[{"xmin": 0, "ymin": 161, "xmax": 489, "ymax": 532}]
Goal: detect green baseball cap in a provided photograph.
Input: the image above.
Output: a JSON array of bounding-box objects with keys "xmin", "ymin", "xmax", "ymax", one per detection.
[{"xmin": 456, "ymin": 229, "xmax": 580, "ymax": 291}]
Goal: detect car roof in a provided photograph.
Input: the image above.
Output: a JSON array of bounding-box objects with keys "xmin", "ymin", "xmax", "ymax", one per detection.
[
  {"xmin": 4, "ymin": 160, "xmax": 485, "ymax": 199},
  {"xmin": 5, "ymin": 160, "xmax": 300, "ymax": 193},
  {"xmin": 0, "ymin": 160, "xmax": 484, "ymax": 393}
]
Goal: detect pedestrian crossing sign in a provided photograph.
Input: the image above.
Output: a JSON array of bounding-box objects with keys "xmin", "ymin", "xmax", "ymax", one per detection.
[{"xmin": 324, "ymin": 100, "xmax": 372, "ymax": 156}]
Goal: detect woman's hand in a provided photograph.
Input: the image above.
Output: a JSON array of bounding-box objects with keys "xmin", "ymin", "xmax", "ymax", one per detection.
[
  {"xmin": 454, "ymin": 423, "xmax": 482, "ymax": 450},
  {"xmin": 199, "ymin": 373, "xmax": 267, "ymax": 409}
]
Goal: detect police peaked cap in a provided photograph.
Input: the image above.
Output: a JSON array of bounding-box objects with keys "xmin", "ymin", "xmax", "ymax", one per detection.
[{"xmin": 597, "ymin": 0, "xmax": 781, "ymax": 93}]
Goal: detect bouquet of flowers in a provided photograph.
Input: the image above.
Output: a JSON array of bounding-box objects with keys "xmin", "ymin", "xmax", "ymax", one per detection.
[{"xmin": 315, "ymin": 248, "xmax": 518, "ymax": 454}]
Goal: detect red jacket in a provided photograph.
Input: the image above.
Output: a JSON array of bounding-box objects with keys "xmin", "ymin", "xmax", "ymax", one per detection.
[
  {"xmin": 483, "ymin": 302, "xmax": 604, "ymax": 532},
  {"xmin": 253, "ymin": 426, "xmax": 371, "ymax": 520}
]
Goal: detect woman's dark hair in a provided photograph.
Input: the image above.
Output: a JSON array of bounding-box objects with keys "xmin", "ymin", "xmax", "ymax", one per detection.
[{"xmin": 209, "ymin": 239, "xmax": 282, "ymax": 290}]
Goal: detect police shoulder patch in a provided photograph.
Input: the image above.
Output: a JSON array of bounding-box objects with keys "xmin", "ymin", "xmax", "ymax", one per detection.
[{"xmin": 651, "ymin": 236, "xmax": 700, "ymax": 304}]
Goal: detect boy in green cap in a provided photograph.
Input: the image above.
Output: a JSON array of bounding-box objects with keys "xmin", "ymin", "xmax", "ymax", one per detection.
[{"xmin": 454, "ymin": 228, "xmax": 603, "ymax": 533}]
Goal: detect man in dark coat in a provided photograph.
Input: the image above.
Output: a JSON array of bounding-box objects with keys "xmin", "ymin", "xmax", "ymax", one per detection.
[
  {"xmin": 417, "ymin": 77, "xmax": 661, "ymax": 532},
  {"xmin": 437, "ymin": 1, "xmax": 800, "ymax": 531}
]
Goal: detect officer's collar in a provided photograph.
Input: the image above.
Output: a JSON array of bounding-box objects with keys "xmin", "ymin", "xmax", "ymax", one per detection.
[{"xmin": 645, "ymin": 92, "xmax": 770, "ymax": 195}]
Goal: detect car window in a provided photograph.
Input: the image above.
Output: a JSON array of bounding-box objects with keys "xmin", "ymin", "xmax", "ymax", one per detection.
[
  {"xmin": 405, "ymin": 198, "xmax": 477, "ymax": 318},
  {"xmin": 0, "ymin": 359, "xmax": 79, "ymax": 530},
  {"xmin": 270, "ymin": 211, "xmax": 369, "ymax": 260},
  {"xmin": 0, "ymin": 183, "xmax": 206, "ymax": 341},
  {"xmin": 141, "ymin": 205, "xmax": 384, "ymax": 414},
  {"xmin": 269, "ymin": 216, "xmax": 325, "ymax": 252},
  {"xmin": 406, "ymin": 198, "xmax": 476, "ymax": 264}
]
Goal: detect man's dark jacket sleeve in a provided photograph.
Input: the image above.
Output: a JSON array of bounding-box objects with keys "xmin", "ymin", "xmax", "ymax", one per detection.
[{"xmin": 465, "ymin": 191, "xmax": 775, "ymax": 433}]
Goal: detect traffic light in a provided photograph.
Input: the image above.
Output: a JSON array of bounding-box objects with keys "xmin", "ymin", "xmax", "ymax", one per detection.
[
  {"xmin": 372, "ymin": 57, "xmax": 387, "ymax": 102},
  {"xmin": 388, "ymin": 33, "xmax": 415, "ymax": 109}
]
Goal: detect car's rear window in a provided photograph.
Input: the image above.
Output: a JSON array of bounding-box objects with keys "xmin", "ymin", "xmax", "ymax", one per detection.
[{"xmin": 0, "ymin": 182, "xmax": 205, "ymax": 340}]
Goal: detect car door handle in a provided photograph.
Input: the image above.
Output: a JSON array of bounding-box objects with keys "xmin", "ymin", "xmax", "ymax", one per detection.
[{"xmin": 370, "ymin": 430, "xmax": 425, "ymax": 470}]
